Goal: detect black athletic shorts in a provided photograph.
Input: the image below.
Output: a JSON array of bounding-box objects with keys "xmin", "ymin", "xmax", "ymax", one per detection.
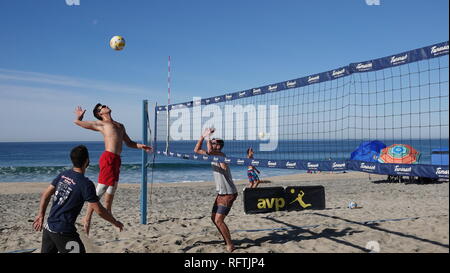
[
  {"xmin": 212, "ymin": 193, "xmax": 238, "ymax": 216},
  {"xmin": 41, "ymin": 228, "xmax": 86, "ymax": 253}
]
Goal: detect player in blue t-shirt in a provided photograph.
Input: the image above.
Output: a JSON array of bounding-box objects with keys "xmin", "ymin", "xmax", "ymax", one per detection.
[{"xmin": 33, "ymin": 145, "xmax": 123, "ymax": 253}]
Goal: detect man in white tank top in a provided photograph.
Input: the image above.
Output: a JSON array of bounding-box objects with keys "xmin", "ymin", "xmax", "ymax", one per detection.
[{"xmin": 194, "ymin": 128, "xmax": 238, "ymax": 252}]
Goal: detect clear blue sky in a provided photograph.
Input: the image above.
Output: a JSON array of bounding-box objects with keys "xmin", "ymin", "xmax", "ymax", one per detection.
[{"xmin": 0, "ymin": 0, "xmax": 448, "ymax": 142}]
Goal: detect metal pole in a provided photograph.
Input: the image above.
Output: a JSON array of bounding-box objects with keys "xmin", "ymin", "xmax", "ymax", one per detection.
[
  {"xmin": 154, "ymin": 103, "xmax": 158, "ymax": 153},
  {"xmin": 166, "ymin": 56, "xmax": 170, "ymax": 154},
  {"xmin": 141, "ymin": 100, "xmax": 148, "ymax": 224}
]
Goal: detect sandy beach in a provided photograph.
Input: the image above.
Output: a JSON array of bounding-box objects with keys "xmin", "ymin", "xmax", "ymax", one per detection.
[{"xmin": 0, "ymin": 171, "xmax": 448, "ymax": 253}]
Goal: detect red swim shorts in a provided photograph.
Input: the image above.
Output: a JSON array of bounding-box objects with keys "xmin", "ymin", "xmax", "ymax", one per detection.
[{"xmin": 98, "ymin": 151, "xmax": 121, "ymax": 186}]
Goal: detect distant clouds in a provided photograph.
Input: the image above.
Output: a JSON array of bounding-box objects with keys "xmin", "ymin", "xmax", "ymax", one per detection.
[
  {"xmin": 0, "ymin": 68, "xmax": 152, "ymax": 141},
  {"xmin": 0, "ymin": 68, "xmax": 149, "ymax": 96}
]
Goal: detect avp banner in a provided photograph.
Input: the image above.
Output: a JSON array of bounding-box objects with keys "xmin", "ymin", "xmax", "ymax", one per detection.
[{"xmin": 243, "ymin": 186, "xmax": 326, "ymax": 214}]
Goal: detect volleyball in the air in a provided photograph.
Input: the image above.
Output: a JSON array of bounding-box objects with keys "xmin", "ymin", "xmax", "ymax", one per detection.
[
  {"xmin": 258, "ymin": 132, "xmax": 265, "ymax": 139},
  {"xmin": 110, "ymin": 35, "xmax": 125, "ymax": 51},
  {"xmin": 348, "ymin": 201, "xmax": 357, "ymax": 209}
]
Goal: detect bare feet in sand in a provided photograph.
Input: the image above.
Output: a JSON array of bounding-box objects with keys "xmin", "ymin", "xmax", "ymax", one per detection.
[{"xmin": 227, "ymin": 244, "xmax": 236, "ymax": 253}]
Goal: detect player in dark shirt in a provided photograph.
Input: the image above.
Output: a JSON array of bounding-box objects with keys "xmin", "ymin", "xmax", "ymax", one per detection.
[{"xmin": 33, "ymin": 145, "xmax": 123, "ymax": 253}]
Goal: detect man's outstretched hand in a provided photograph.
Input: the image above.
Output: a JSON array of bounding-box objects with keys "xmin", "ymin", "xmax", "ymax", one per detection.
[
  {"xmin": 138, "ymin": 144, "xmax": 153, "ymax": 153},
  {"xmin": 202, "ymin": 128, "xmax": 215, "ymax": 140},
  {"xmin": 75, "ymin": 106, "xmax": 86, "ymax": 121}
]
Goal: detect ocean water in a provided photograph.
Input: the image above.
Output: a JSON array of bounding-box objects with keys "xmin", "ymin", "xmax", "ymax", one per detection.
[
  {"xmin": 0, "ymin": 140, "xmax": 447, "ymax": 183},
  {"xmin": 0, "ymin": 141, "xmax": 300, "ymax": 183}
]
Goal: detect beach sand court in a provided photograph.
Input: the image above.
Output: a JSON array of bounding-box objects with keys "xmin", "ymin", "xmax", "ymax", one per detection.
[{"xmin": 0, "ymin": 172, "xmax": 448, "ymax": 253}]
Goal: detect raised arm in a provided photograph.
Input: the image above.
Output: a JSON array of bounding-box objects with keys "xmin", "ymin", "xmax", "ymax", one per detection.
[
  {"xmin": 194, "ymin": 128, "xmax": 214, "ymax": 155},
  {"xmin": 73, "ymin": 106, "xmax": 102, "ymax": 131},
  {"xmin": 194, "ymin": 135, "xmax": 208, "ymax": 155},
  {"xmin": 218, "ymin": 152, "xmax": 228, "ymax": 171}
]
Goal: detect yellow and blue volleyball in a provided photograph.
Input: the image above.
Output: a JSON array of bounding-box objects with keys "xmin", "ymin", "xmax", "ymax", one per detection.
[{"xmin": 109, "ymin": 35, "xmax": 125, "ymax": 51}]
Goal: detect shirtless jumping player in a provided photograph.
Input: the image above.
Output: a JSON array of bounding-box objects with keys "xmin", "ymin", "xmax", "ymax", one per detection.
[{"xmin": 74, "ymin": 104, "xmax": 152, "ymax": 235}]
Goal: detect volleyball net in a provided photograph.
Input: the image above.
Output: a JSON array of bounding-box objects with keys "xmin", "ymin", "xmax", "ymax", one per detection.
[{"xmin": 150, "ymin": 41, "xmax": 449, "ymax": 179}]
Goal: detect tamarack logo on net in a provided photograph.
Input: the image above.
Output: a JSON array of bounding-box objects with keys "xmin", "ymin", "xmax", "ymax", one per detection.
[
  {"xmin": 168, "ymin": 97, "xmax": 279, "ymax": 151},
  {"xmin": 365, "ymin": 0, "xmax": 381, "ymax": 5},
  {"xmin": 65, "ymin": 0, "xmax": 80, "ymax": 5},
  {"xmin": 436, "ymin": 167, "xmax": 449, "ymax": 176}
]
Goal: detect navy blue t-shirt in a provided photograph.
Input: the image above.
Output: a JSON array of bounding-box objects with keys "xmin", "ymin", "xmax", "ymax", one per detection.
[{"xmin": 47, "ymin": 169, "xmax": 99, "ymax": 233}]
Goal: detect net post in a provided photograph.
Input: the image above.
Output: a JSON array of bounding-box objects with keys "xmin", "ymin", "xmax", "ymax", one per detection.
[
  {"xmin": 166, "ymin": 56, "xmax": 171, "ymax": 154},
  {"xmin": 165, "ymin": 107, "xmax": 169, "ymax": 154},
  {"xmin": 153, "ymin": 103, "xmax": 158, "ymax": 152},
  {"xmin": 141, "ymin": 99, "xmax": 148, "ymax": 225}
]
